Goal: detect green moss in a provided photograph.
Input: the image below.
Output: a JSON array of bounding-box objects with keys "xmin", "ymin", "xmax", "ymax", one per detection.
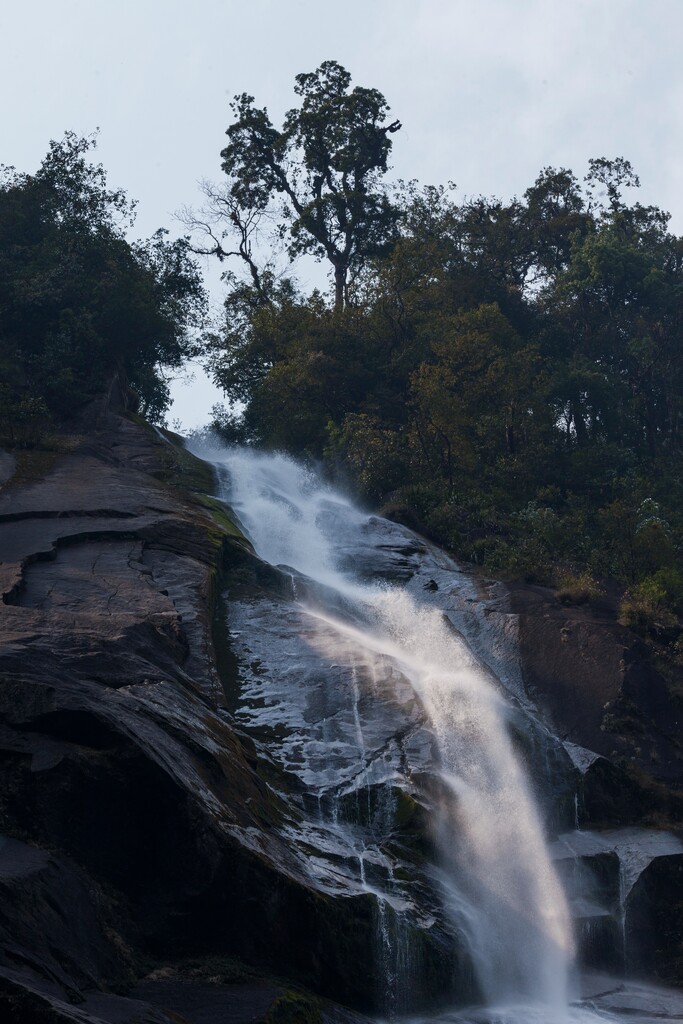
[
  {"xmin": 164, "ymin": 445, "xmax": 217, "ymax": 495},
  {"xmin": 264, "ymin": 991, "xmax": 322, "ymax": 1024},
  {"xmin": 195, "ymin": 494, "xmax": 248, "ymax": 543},
  {"xmin": 394, "ymin": 788, "xmax": 418, "ymax": 828},
  {"xmin": 0, "ymin": 437, "xmax": 81, "ymax": 494},
  {"xmin": 119, "ymin": 415, "xmax": 245, "ymax": 540},
  {"xmin": 121, "ymin": 410, "xmax": 151, "ymax": 429},
  {"xmin": 121, "ymin": 412, "xmax": 217, "ymax": 494}
]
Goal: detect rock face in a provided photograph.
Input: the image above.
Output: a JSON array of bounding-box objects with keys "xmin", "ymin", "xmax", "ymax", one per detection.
[
  {"xmin": 0, "ymin": 410, "xmax": 386, "ymax": 1021},
  {"xmin": 2, "ymin": 408, "xmax": 683, "ymax": 1022},
  {"xmin": 508, "ymin": 583, "xmax": 683, "ymax": 985},
  {"xmin": 510, "ymin": 583, "xmax": 683, "ymax": 802}
]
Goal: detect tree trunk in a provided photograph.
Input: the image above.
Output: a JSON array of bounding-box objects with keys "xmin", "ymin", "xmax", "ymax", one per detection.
[
  {"xmin": 572, "ymin": 398, "xmax": 588, "ymax": 445},
  {"xmin": 334, "ymin": 264, "xmax": 346, "ymax": 312},
  {"xmin": 506, "ymin": 402, "xmax": 516, "ymax": 455}
]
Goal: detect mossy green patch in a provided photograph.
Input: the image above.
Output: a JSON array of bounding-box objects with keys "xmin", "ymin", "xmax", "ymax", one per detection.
[
  {"xmin": 195, "ymin": 494, "xmax": 248, "ymax": 543},
  {"xmin": 264, "ymin": 990, "xmax": 322, "ymax": 1024},
  {"xmin": 394, "ymin": 788, "xmax": 419, "ymax": 828},
  {"xmin": 122, "ymin": 412, "xmax": 217, "ymax": 494},
  {"xmin": 164, "ymin": 444, "xmax": 217, "ymax": 495},
  {"xmin": 0, "ymin": 436, "xmax": 82, "ymax": 494}
]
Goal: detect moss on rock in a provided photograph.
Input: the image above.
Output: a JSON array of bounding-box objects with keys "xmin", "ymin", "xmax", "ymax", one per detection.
[{"xmin": 264, "ymin": 990, "xmax": 322, "ymax": 1024}]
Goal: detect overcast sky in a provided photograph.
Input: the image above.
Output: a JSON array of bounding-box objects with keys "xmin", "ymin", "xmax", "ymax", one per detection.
[{"xmin": 3, "ymin": 0, "xmax": 682, "ymax": 427}]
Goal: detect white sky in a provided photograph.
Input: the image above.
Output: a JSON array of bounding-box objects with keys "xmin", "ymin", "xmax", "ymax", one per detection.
[{"xmin": 3, "ymin": 0, "xmax": 682, "ymax": 427}]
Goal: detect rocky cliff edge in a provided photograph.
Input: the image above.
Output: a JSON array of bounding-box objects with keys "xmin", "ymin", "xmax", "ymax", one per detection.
[{"xmin": 0, "ymin": 407, "xmax": 376, "ymax": 1023}]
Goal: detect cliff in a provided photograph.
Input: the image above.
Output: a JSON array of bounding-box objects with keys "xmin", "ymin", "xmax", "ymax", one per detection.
[
  {"xmin": 509, "ymin": 582, "xmax": 683, "ymax": 826},
  {"xmin": 2, "ymin": 407, "xmax": 683, "ymax": 1023},
  {"xmin": 0, "ymin": 407, "xmax": 375, "ymax": 1023}
]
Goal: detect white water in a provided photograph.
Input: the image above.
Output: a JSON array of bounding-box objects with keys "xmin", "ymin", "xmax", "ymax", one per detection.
[
  {"xmin": 204, "ymin": 448, "xmax": 683, "ymax": 1023},
  {"xmin": 207, "ymin": 448, "xmax": 581, "ymax": 1018}
]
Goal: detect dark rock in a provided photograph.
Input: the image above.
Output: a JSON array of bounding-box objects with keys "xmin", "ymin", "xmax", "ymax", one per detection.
[
  {"xmin": 626, "ymin": 851, "xmax": 683, "ymax": 984},
  {"xmin": 0, "ymin": 414, "xmax": 397, "ymax": 1016},
  {"xmin": 550, "ymin": 828, "xmax": 683, "ymax": 979},
  {"xmin": 508, "ymin": 581, "xmax": 683, "ymax": 823},
  {"xmin": 3, "ymin": 409, "xmax": 683, "ymax": 1015}
]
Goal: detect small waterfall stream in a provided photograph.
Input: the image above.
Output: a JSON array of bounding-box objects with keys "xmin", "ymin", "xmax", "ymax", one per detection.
[{"xmin": 200, "ymin": 446, "xmax": 683, "ymax": 1024}]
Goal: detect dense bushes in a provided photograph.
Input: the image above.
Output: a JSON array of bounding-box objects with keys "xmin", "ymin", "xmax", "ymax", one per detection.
[
  {"xmin": 206, "ymin": 157, "xmax": 683, "ymax": 632},
  {"xmin": 4, "ymin": 129, "xmax": 682, "ymax": 638}
]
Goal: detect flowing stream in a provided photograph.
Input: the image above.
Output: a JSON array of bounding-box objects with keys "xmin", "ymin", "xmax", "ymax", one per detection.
[{"xmin": 201, "ymin": 446, "xmax": 683, "ymax": 1024}]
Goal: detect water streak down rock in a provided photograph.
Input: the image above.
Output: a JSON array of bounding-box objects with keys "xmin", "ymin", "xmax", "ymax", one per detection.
[
  {"xmin": 0, "ymin": 412, "xmax": 405, "ymax": 1018},
  {"xmin": 1, "ymin": 410, "xmax": 683, "ymax": 1024}
]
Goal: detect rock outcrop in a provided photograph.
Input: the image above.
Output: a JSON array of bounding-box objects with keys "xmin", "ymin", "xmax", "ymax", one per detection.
[
  {"xmin": 0, "ymin": 409, "xmax": 380, "ymax": 1022},
  {"xmin": 509, "ymin": 583, "xmax": 683, "ymax": 985},
  {"xmin": 509, "ymin": 582, "xmax": 683, "ymax": 825},
  {"xmin": 2, "ymin": 405, "xmax": 683, "ymax": 1021}
]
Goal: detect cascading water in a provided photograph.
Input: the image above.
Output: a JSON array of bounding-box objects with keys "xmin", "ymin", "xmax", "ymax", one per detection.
[
  {"xmin": 304, "ymin": 597, "xmax": 574, "ymax": 1009},
  {"xmin": 197, "ymin": 445, "xmax": 683, "ymax": 1024}
]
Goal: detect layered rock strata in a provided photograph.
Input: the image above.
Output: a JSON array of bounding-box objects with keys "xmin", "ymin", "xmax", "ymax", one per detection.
[{"xmin": 0, "ymin": 410, "xmax": 379, "ymax": 1022}]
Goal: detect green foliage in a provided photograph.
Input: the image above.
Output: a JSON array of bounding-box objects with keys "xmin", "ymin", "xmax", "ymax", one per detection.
[
  {"xmin": 619, "ymin": 567, "xmax": 683, "ymax": 636},
  {"xmin": 620, "ymin": 578, "xmax": 679, "ymax": 635},
  {"xmin": 555, "ymin": 569, "xmax": 603, "ymax": 606},
  {"xmin": 326, "ymin": 413, "xmax": 411, "ymax": 500},
  {"xmin": 651, "ymin": 568, "xmax": 683, "ymax": 612},
  {"xmin": 204, "ymin": 72, "xmax": 683, "ymax": 631},
  {"xmin": 0, "ymin": 384, "xmax": 51, "ymax": 447},
  {"xmin": 597, "ymin": 499, "xmax": 675, "ymax": 583},
  {"xmin": 264, "ymin": 991, "xmax": 322, "ymax": 1024},
  {"xmin": 219, "ymin": 61, "xmax": 401, "ymax": 310},
  {"xmin": 206, "ymin": 403, "xmax": 250, "ymax": 445},
  {"xmin": 0, "ymin": 132, "xmax": 205, "ymax": 427},
  {"xmin": 410, "ymin": 303, "xmax": 545, "ymax": 481}
]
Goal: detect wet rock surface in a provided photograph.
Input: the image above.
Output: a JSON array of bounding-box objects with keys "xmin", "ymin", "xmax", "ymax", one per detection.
[
  {"xmin": 0, "ymin": 413, "xmax": 389, "ymax": 1020},
  {"xmin": 505, "ymin": 583, "xmax": 683, "ymax": 985},
  {"xmin": 217, "ymin": 451, "xmax": 683, "ymax": 1013},
  {"xmin": 2, "ymin": 414, "xmax": 683, "ymax": 1021},
  {"xmin": 509, "ymin": 582, "xmax": 683, "ymax": 799}
]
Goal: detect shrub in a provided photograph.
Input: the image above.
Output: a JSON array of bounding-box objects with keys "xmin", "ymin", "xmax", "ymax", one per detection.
[
  {"xmin": 555, "ymin": 569, "xmax": 603, "ymax": 605},
  {"xmin": 0, "ymin": 386, "xmax": 52, "ymax": 448},
  {"xmin": 651, "ymin": 567, "xmax": 683, "ymax": 613},
  {"xmin": 423, "ymin": 501, "xmax": 462, "ymax": 551},
  {"xmin": 479, "ymin": 537, "xmax": 529, "ymax": 578},
  {"xmin": 619, "ymin": 576, "xmax": 679, "ymax": 634}
]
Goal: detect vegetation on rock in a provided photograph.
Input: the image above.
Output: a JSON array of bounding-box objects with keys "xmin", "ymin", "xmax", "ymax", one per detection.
[
  {"xmin": 192, "ymin": 69, "xmax": 683, "ymax": 646},
  {"xmin": 3, "ymin": 66, "xmax": 683, "ymax": 646},
  {"xmin": 264, "ymin": 991, "xmax": 323, "ymax": 1024}
]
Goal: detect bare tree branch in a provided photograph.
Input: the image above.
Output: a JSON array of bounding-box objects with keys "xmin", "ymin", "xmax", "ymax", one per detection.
[{"xmin": 178, "ymin": 182, "xmax": 270, "ymax": 301}]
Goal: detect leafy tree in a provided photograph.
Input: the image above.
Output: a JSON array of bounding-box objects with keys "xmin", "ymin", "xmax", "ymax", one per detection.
[
  {"xmin": 0, "ymin": 132, "xmax": 205, "ymax": 425},
  {"xmin": 202, "ymin": 141, "xmax": 683, "ymax": 607},
  {"xmin": 410, "ymin": 303, "xmax": 545, "ymax": 485},
  {"xmin": 219, "ymin": 60, "xmax": 401, "ymax": 310},
  {"xmin": 326, "ymin": 413, "xmax": 412, "ymax": 500},
  {"xmin": 522, "ymin": 166, "xmax": 590, "ymax": 285},
  {"xmin": 545, "ymin": 172, "xmax": 682, "ymax": 455}
]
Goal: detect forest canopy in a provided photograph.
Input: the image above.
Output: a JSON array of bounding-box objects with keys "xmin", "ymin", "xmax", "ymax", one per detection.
[
  {"xmin": 3, "ymin": 65, "xmax": 683, "ymax": 638},
  {"xmin": 195, "ymin": 64, "xmax": 683, "ymax": 630},
  {"xmin": 0, "ymin": 131, "xmax": 205, "ymax": 430}
]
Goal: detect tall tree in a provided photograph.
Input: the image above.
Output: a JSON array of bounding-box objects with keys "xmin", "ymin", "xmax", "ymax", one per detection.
[
  {"xmin": 219, "ymin": 60, "xmax": 401, "ymax": 310},
  {"xmin": 0, "ymin": 133, "xmax": 205, "ymax": 421}
]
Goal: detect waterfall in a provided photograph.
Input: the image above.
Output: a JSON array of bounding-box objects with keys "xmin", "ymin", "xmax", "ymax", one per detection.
[{"xmin": 207, "ymin": 448, "xmax": 578, "ymax": 1017}]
